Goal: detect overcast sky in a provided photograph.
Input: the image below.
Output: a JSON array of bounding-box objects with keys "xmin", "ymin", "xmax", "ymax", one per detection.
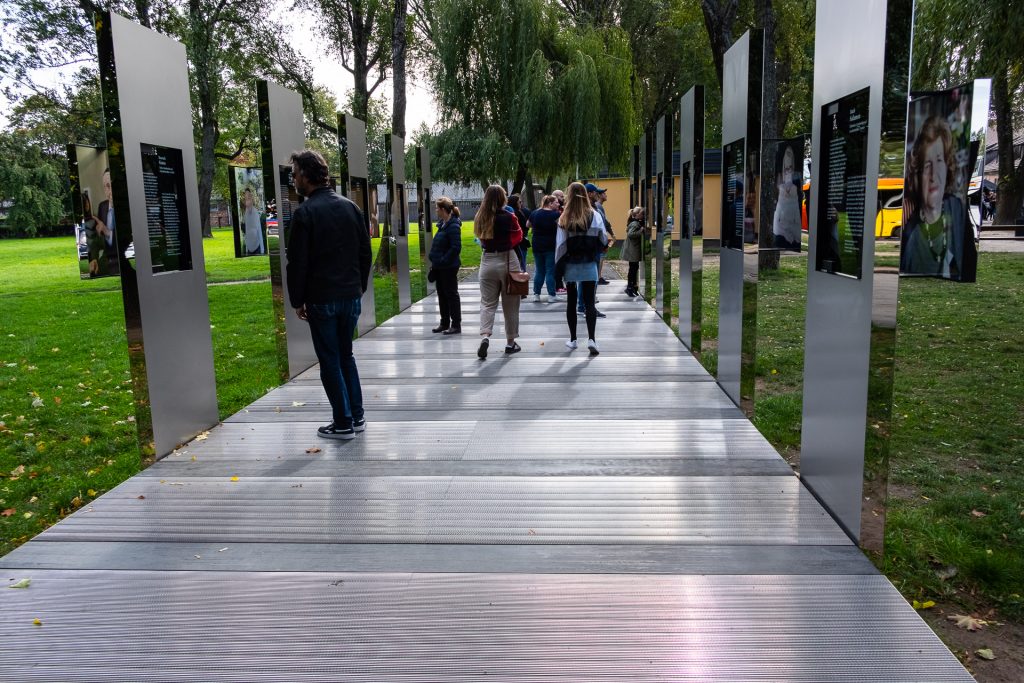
[{"xmin": 0, "ymin": 6, "xmax": 438, "ymax": 137}]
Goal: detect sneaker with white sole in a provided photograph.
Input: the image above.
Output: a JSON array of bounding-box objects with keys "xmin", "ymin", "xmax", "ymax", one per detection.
[
  {"xmin": 353, "ymin": 418, "xmax": 366, "ymax": 433},
  {"xmin": 317, "ymin": 422, "xmax": 356, "ymax": 440},
  {"xmin": 548, "ymin": 295, "xmax": 560, "ymax": 303},
  {"xmin": 587, "ymin": 339, "xmax": 600, "ymax": 356},
  {"xmin": 533, "ymin": 293, "xmax": 542, "ymax": 302},
  {"xmin": 565, "ymin": 339, "xmax": 578, "ymax": 350}
]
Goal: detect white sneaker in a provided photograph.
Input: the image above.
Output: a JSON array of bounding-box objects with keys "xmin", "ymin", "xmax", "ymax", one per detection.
[
  {"xmin": 548, "ymin": 295, "xmax": 560, "ymax": 303},
  {"xmin": 565, "ymin": 339, "xmax": 578, "ymax": 350},
  {"xmin": 533, "ymin": 293, "xmax": 541, "ymax": 302},
  {"xmin": 587, "ymin": 339, "xmax": 600, "ymax": 356}
]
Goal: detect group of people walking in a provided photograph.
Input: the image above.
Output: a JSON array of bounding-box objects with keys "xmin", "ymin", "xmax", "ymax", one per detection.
[
  {"xmin": 283, "ymin": 147, "xmax": 647, "ymax": 441},
  {"xmin": 430, "ymin": 180, "xmax": 644, "ymax": 359}
]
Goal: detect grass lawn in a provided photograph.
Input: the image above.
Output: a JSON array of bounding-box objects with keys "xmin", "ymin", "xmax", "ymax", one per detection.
[{"xmin": 0, "ymin": 224, "xmax": 481, "ymax": 555}]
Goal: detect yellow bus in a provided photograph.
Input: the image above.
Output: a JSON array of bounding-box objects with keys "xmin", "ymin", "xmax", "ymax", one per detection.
[{"xmin": 802, "ymin": 178, "xmax": 905, "ymax": 239}]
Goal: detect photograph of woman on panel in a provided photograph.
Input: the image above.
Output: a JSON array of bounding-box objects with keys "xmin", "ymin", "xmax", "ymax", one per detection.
[
  {"xmin": 900, "ymin": 84, "xmax": 977, "ymax": 282},
  {"xmin": 771, "ymin": 138, "xmax": 804, "ymax": 251},
  {"xmin": 233, "ymin": 166, "xmax": 267, "ymax": 257}
]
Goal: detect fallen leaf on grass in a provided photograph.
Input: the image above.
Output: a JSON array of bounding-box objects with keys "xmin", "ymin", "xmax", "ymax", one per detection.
[
  {"xmin": 948, "ymin": 614, "xmax": 987, "ymax": 631},
  {"xmin": 971, "ymin": 509, "xmax": 987, "ymax": 518},
  {"xmin": 87, "ymin": 489, "xmax": 97, "ymax": 497},
  {"xmin": 8, "ymin": 578, "xmax": 30, "ymax": 589},
  {"xmin": 975, "ymin": 648, "xmax": 996, "ymax": 661},
  {"xmin": 912, "ymin": 600, "xmax": 935, "ymax": 610},
  {"xmin": 22, "ymin": 512, "xmax": 33, "ymax": 519},
  {"xmin": 11, "ymin": 465, "xmax": 25, "ymax": 477},
  {"xmin": 30, "ymin": 398, "xmax": 43, "ymax": 408},
  {"xmin": 936, "ymin": 566, "xmax": 958, "ymax": 581},
  {"xmin": 305, "ymin": 447, "xmax": 321, "ymax": 454}
]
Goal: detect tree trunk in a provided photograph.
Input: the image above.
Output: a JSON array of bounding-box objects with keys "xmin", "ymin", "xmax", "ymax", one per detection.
[
  {"xmin": 198, "ymin": 119, "xmax": 217, "ymax": 238},
  {"xmin": 512, "ymin": 161, "xmax": 528, "ymax": 197},
  {"xmin": 993, "ymin": 68, "xmax": 1024, "ymax": 225},
  {"xmin": 757, "ymin": 0, "xmax": 780, "ymax": 271},
  {"xmin": 700, "ymin": 0, "xmax": 741, "ymax": 88},
  {"xmin": 524, "ymin": 173, "xmax": 537, "ymax": 209},
  {"xmin": 134, "ymin": 0, "xmax": 152, "ymax": 27},
  {"xmin": 392, "ymin": 0, "xmax": 408, "ymax": 139},
  {"xmin": 545, "ymin": 175, "xmax": 554, "ymax": 194}
]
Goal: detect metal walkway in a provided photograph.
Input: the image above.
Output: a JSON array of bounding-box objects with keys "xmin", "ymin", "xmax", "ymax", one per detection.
[{"xmin": 1, "ymin": 280, "xmax": 972, "ymax": 681}]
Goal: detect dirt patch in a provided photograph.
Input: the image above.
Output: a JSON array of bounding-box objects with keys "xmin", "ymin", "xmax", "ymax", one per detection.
[{"xmin": 920, "ymin": 605, "xmax": 1024, "ymax": 682}]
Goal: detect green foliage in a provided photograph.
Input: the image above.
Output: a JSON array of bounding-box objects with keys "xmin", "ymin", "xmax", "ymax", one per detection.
[
  {"xmin": 0, "ymin": 132, "xmax": 67, "ymax": 236},
  {"xmin": 428, "ymin": 0, "xmax": 639, "ymax": 184}
]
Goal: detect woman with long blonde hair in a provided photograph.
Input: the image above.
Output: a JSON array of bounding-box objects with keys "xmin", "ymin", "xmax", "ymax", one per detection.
[
  {"xmin": 555, "ymin": 182, "xmax": 607, "ymax": 355},
  {"xmin": 473, "ymin": 184, "xmax": 524, "ymax": 358}
]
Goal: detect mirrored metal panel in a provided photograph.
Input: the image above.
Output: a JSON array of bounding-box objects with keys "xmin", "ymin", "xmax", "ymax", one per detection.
[
  {"xmin": 338, "ymin": 113, "xmax": 377, "ymax": 336},
  {"xmin": 256, "ymin": 79, "xmax": 316, "ymax": 380},
  {"xmin": 643, "ymin": 131, "xmax": 654, "ymax": 301},
  {"xmin": 95, "ymin": 11, "xmax": 218, "ymax": 458},
  {"xmin": 718, "ymin": 30, "xmax": 764, "ymax": 413},
  {"xmin": 654, "ymin": 116, "xmax": 667, "ymax": 318},
  {"xmin": 389, "ymin": 135, "xmax": 412, "ymax": 310},
  {"xmin": 802, "ymin": 0, "xmax": 913, "ymax": 549},
  {"xmin": 417, "ymin": 147, "xmax": 434, "ymax": 296},
  {"xmin": 679, "ymin": 86, "xmax": 704, "ymax": 352}
]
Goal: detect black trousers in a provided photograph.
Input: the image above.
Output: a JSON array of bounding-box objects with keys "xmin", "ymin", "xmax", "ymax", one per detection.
[
  {"xmin": 435, "ymin": 267, "xmax": 461, "ymax": 328},
  {"xmin": 565, "ymin": 280, "xmax": 597, "ymax": 342},
  {"xmin": 627, "ymin": 261, "xmax": 639, "ymax": 290}
]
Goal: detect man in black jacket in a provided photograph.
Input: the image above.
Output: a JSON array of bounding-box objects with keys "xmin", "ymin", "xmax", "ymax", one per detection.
[{"xmin": 287, "ymin": 150, "xmax": 372, "ymax": 440}]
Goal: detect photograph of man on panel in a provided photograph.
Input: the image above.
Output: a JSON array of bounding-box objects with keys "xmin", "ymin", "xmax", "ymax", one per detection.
[{"xmin": 286, "ymin": 149, "xmax": 372, "ymax": 440}]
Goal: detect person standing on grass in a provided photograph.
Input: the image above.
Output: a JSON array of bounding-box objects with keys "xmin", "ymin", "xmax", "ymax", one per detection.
[
  {"xmin": 474, "ymin": 184, "xmax": 524, "ymax": 359},
  {"xmin": 556, "ymin": 182, "xmax": 607, "ymax": 356},
  {"xmin": 286, "ymin": 149, "xmax": 372, "ymax": 441},
  {"xmin": 429, "ymin": 196, "xmax": 463, "ymax": 335}
]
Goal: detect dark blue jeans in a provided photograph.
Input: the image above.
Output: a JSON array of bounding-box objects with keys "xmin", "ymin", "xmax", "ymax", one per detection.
[
  {"xmin": 533, "ymin": 250, "xmax": 556, "ymax": 295},
  {"xmin": 307, "ymin": 298, "xmax": 364, "ymax": 428}
]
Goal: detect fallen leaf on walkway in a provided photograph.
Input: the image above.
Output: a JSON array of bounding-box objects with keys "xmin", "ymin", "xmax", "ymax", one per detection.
[
  {"xmin": 305, "ymin": 447, "xmax": 321, "ymax": 454},
  {"xmin": 8, "ymin": 578, "xmax": 30, "ymax": 589},
  {"xmin": 137, "ymin": 495, "xmax": 145, "ymax": 500},
  {"xmin": 292, "ymin": 401, "xmax": 306, "ymax": 407},
  {"xmin": 912, "ymin": 600, "xmax": 935, "ymax": 610},
  {"xmin": 948, "ymin": 614, "xmax": 987, "ymax": 631},
  {"xmin": 975, "ymin": 648, "xmax": 996, "ymax": 661},
  {"xmin": 230, "ymin": 476, "xmax": 239, "ymax": 482},
  {"xmin": 195, "ymin": 431, "xmax": 209, "ymax": 441},
  {"xmin": 528, "ymin": 529, "xmax": 536, "ymax": 535},
  {"xmin": 218, "ymin": 547, "xmax": 228, "ymax": 552}
]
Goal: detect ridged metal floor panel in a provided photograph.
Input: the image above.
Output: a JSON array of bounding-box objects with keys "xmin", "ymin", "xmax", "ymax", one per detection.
[
  {"xmin": 0, "ymin": 571, "xmax": 971, "ymax": 682},
  {"xmin": 0, "ymin": 276, "xmax": 972, "ymax": 681},
  {"xmin": 36, "ymin": 476, "xmax": 850, "ymax": 545}
]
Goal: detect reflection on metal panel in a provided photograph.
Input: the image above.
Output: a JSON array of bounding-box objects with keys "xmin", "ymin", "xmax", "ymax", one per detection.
[
  {"xmin": 391, "ymin": 135, "xmax": 412, "ymax": 311},
  {"xmin": 339, "ymin": 113, "xmax": 376, "ymax": 336},
  {"xmin": 801, "ymin": 0, "xmax": 912, "ymax": 547},
  {"xmin": 256, "ymin": 79, "xmax": 315, "ymax": 379},
  {"xmin": 95, "ymin": 12, "xmax": 218, "ymax": 458},
  {"xmin": 654, "ymin": 116, "xmax": 666, "ymax": 318},
  {"xmin": 660, "ymin": 114, "xmax": 674, "ymax": 325},
  {"xmin": 719, "ymin": 30, "xmax": 764, "ymax": 413},
  {"xmin": 643, "ymin": 131, "xmax": 654, "ymax": 301},
  {"xmin": 417, "ymin": 147, "xmax": 434, "ymax": 296},
  {"xmin": 680, "ymin": 86, "xmax": 704, "ymax": 352}
]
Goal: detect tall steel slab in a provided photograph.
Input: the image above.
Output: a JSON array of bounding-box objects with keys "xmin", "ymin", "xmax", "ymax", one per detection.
[
  {"xmin": 679, "ymin": 86, "xmax": 704, "ymax": 352},
  {"xmin": 801, "ymin": 0, "xmax": 913, "ymax": 546},
  {"xmin": 95, "ymin": 12, "xmax": 217, "ymax": 458},
  {"xmin": 256, "ymin": 79, "xmax": 316, "ymax": 380},
  {"xmin": 654, "ymin": 115, "xmax": 667, "ymax": 320},
  {"xmin": 719, "ymin": 30, "xmax": 764, "ymax": 413},
  {"xmin": 417, "ymin": 147, "xmax": 434, "ymax": 296},
  {"xmin": 642, "ymin": 131, "xmax": 655, "ymax": 301},
  {"xmin": 388, "ymin": 134, "xmax": 412, "ymax": 311},
  {"xmin": 338, "ymin": 113, "xmax": 377, "ymax": 336},
  {"xmin": 660, "ymin": 114, "xmax": 674, "ymax": 325}
]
